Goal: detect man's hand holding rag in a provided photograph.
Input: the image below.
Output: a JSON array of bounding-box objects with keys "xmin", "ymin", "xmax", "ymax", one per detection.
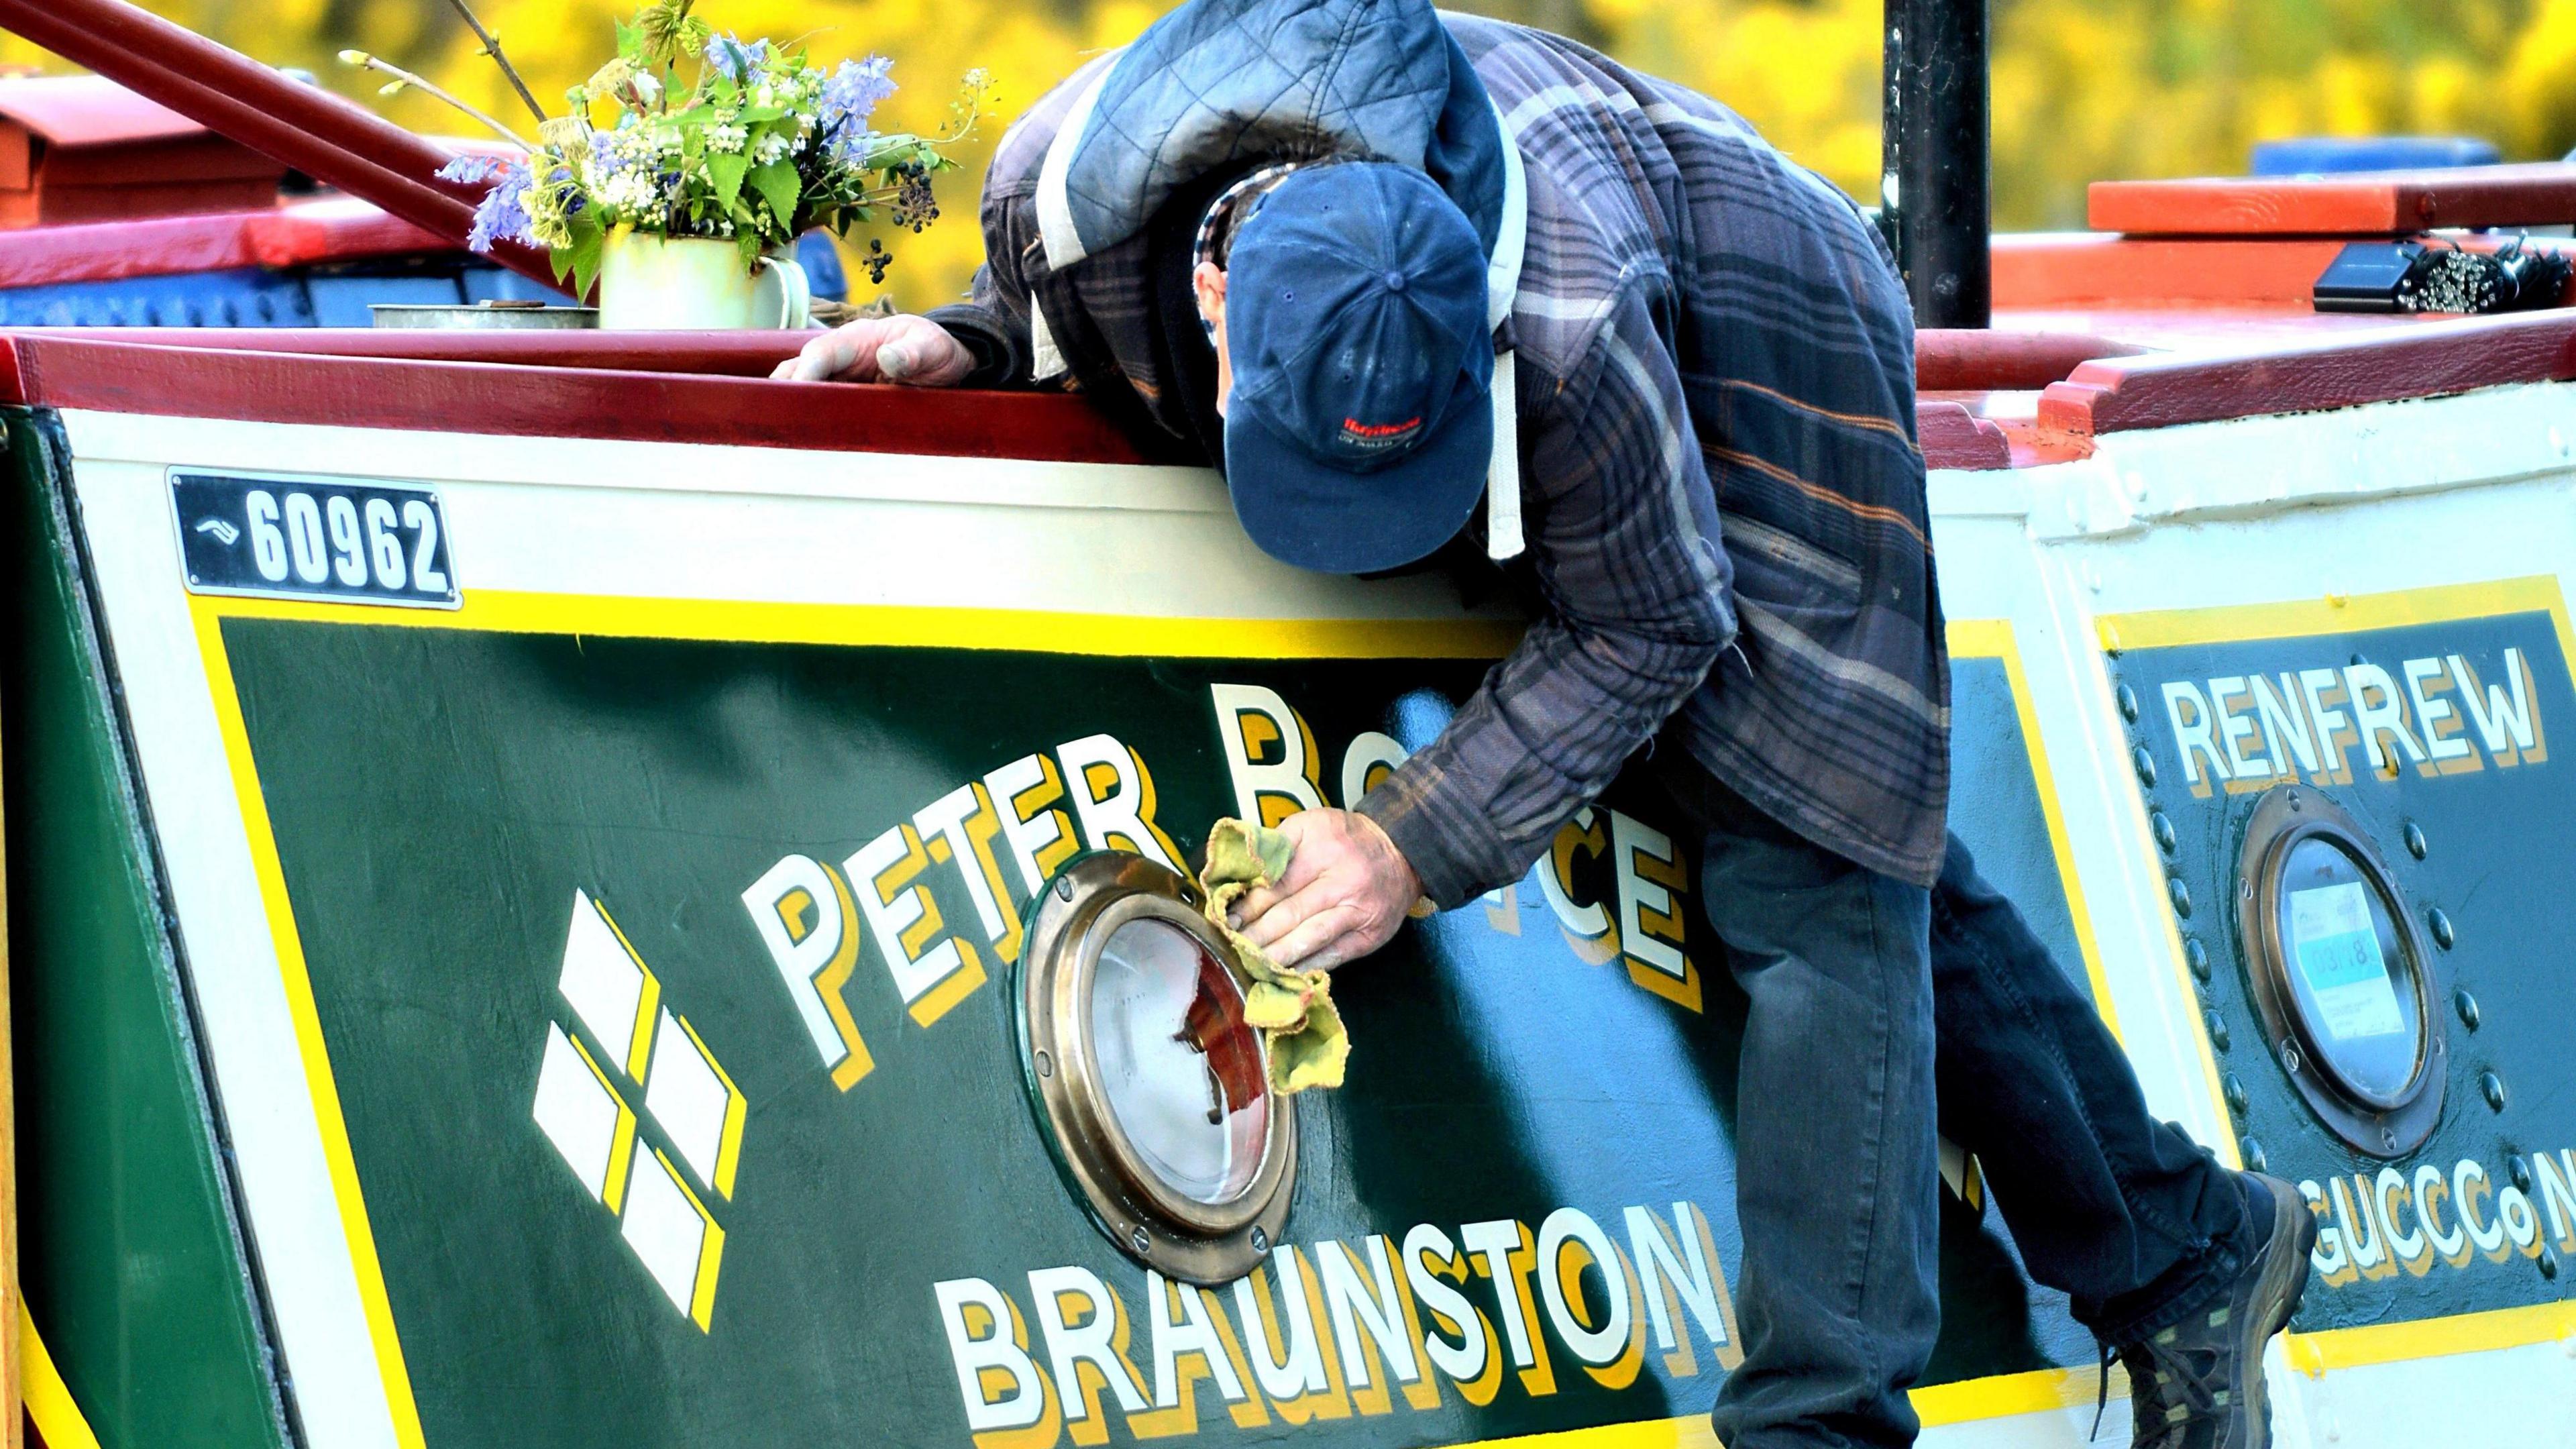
[{"xmin": 1228, "ymin": 809, "xmax": 1421, "ymax": 973}]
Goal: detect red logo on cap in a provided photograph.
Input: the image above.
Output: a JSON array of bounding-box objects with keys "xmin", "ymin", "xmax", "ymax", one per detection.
[{"xmin": 1340, "ymin": 415, "xmax": 1424, "ymax": 449}]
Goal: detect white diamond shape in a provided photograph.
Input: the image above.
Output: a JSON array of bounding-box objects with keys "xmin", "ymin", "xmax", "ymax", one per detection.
[
  {"xmin": 643, "ymin": 1010, "xmax": 731, "ymax": 1193},
  {"xmin": 532, "ymin": 1024, "xmax": 620, "ymax": 1201},
  {"xmin": 559, "ymin": 890, "xmax": 649, "ymax": 1069},
  {"xmin": 621, "ymin": 1150, "xmax": 708, "ymax": 1319}
]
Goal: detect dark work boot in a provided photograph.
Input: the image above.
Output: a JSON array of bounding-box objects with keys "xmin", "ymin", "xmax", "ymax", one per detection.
[{"xmin": 2116, "ymin": 1173, "xmax": 2318, "ymax": 1449}]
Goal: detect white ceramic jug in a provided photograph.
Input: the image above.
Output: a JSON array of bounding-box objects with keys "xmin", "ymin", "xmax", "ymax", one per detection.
[{"xmin": 597, "ymin": 231, "xmax": 811, "ymax": 330}]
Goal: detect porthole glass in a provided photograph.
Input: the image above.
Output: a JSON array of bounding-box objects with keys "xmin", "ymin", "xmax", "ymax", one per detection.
[
  {"xmin": 2269, "ymin": 837, "xmax": 2422, "ymax": 1106},
  {"xmin": 1016, "ymin": 851, "xmax": 1296, "ymax": 1284},
  {"xmin": 2235, "ymin": 786, "xmax": 2444, "ymax": 1157},
  {"xmin": 1089, "ymin": 918, "xmax": 1271, "ymax": 1207}
]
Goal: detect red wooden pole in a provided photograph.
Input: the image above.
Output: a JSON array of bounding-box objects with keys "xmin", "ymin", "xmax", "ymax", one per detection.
[{"xmin": 0, "ymin": 0, "xmax": 565, "ymax": 293}]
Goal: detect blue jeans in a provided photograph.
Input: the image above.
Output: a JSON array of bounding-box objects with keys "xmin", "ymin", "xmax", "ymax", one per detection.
[
  {"xmin": 1669, "ymin": 769, "xmax": 2251, "ymax": 1447},
  {"xmin": 1673, "ymin": 769, "xmax": 1942, "ymax": 1449},
  {"xmin": 1927, "ymin": 836, "xmax": 2250, "ymax": 1344}
]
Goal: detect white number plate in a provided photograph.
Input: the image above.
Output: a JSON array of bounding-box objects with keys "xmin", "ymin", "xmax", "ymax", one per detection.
[{"xmin": 170, "ymin": 471, "xmax": 461, "ymax": 609}]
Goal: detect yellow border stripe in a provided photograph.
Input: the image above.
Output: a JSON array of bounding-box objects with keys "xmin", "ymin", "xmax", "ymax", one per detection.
[
  {"xmin": 2287, "ymin": 1298, "xmax": 2576, "ymax": 1373},
  {"xmin": 20, "ymin": 1304, "xmax": 105, "ymax": 1449},
  {"xmin": 1913, "ymin": 1360, "xmax": 2126, "ymax": 1424},
  {"xmin": 2098, "ymin": 575, "xmax": 2576, "ymax": 664},
  {"xmin": 192, "ymin": 598, "xmax": 429, "ymax": 1449},
  {"xmin": 1946, "ymin": 619, "xmax": 2123, "ymax": 1039},
  {"xmin": 203, "ymin": 589, "xmax": 1527, "ymax": 661},
  {"xmin": 1426, "ymin": 1362, "xmax": 2123, "ymax": 1449}
]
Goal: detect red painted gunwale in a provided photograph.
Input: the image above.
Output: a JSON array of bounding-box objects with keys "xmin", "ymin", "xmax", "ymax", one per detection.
[
  {"xmin": 0, "ymin": 331, "xmax": 1173, "ymax": 466},
  {"xmin": 2035, "ymin": 309, "xmax": 2576, "ymax": 447},
  {"xmin": 0, "ymin": 329, "xmax": 2064, "ymax": 469},
  {"xmin": 45, "ymin": 327, "xmax": 2136, "ymax": 391},
  {"xmin": 2, "ymin": 309, "xmax": 2570, "ymax": 472}
]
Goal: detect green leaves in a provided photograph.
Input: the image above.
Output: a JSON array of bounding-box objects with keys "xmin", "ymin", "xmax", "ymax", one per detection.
[
  {"xmin": 704, "ymin": 151, "xmax": 749, "ymax": 207},
  {"xmin": 748, "ymin": 158, "xmax": 801, "ymax": 235},
  {"xmin": 627, "ymin": 0, "xmax": 708, "ymax": 70},
  {"xmin": 561, "ymin": 205, "xmax": 606, "ymax": 299}
]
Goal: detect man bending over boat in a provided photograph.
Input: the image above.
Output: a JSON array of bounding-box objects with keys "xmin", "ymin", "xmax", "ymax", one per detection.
[{"xmin": 778, "ymin": 1, "xmax": 2314, "ymax": 1444}]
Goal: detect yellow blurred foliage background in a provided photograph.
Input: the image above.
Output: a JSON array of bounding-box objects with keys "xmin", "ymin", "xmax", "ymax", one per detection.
[{"xmin": 8, "ymin": 0, "xmax": 2575, "ymax": 309}]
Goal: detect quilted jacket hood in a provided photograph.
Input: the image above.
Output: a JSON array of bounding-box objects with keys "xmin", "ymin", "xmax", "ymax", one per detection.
[{"xmin": 1038, "ymin": 0, "xmax": 1509, "ymax": 269}]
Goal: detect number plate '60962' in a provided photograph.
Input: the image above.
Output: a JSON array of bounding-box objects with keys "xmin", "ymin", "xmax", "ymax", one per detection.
[{"xmin": 170, "ymin": 471, "xmax": 461, "ymax": 608}]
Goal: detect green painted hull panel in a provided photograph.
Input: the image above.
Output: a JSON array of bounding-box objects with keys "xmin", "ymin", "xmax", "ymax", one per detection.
[
  {"xmin": 218, "ymin": 616, "xmax": 2094, "ymax": 1446},
  {"xmin": 1, "ymin": 409, "xmax": 289, "ymax": 1449}
]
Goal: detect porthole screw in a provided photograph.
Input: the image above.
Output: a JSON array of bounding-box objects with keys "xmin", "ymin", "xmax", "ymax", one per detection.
[
  {"xmin": 2403, "ymin": 822, "xmax": 2428, "ymax": 859},
  {"xmin": 1250, "ymin": 1226, "xmax": 1269, "ymax": 1254},
  {"xmin": 1130, "ymin": 1226, "xmax": 1152, "ymax": 1255},
  {"xmin": 1055, "ymin": 875, "xmax": 1075, "ymax": 902},
  {"xmin": 2481, "ymin": 1071, "xmax": 2508, "ymax": 1113},
  {"xmin": 2427, "ymin": 908, "xmax": 2455, "ymax": 951},
  {"xmin": 2381, "ymin": 1125, "xmax": 2398, "ymax": 1152},
  {"xmin": 2283, "ymin": 1042, "xmax": 2303, "ymax": 1075},
  {"xmin": 1034, "ymin": 1049, "xmax": 1053, "ymax": 1079}
]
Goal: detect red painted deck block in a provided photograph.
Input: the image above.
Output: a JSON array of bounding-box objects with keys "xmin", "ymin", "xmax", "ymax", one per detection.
[
  {"xmin": 1917, "ymin": 401, "xmax": 2013, "ymax": 470},
  {"xmin": 1994, "ymin": 233, "xmax": 2351, "ymax": 309},
  {"xmin": 2088, "ymin": 163, "xmax": 2576, "ymax": 237},
  {"xmin": 1916, "ymin": 328, "xmax": 2144, "ymax": 390},
  {"xmin": 0, "ymin": 0, "xmax": 557, "ymax": 290},
  {"xmin": 0, "ymin": 74, "xmax": 284, "ymax": 227},
  {"xmin": 0, "ymin": 198, "xmax": 447, "ymax": 288}
]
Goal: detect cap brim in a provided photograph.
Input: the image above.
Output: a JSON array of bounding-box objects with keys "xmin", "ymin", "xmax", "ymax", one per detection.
[{"xmin": 1222, "ymin": 394, "xmax": 1493, "ymax": 574}]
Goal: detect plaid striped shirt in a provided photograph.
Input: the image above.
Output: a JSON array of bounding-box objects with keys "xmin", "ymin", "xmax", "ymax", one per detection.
[{"xmin": 936, "ymin": 16, "xmax": 1948, "ymax": 900}]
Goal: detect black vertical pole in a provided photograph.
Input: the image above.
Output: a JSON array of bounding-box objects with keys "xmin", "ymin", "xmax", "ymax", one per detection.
[{"xmin": 1882, "ymin": 0, "xmax": 1991, "ymax": 327}]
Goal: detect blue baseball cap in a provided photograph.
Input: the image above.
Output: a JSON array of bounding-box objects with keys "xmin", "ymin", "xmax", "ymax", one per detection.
[{"xmin": 1222, "ymin": 162, "xmax": 1493, "ymax": 574}]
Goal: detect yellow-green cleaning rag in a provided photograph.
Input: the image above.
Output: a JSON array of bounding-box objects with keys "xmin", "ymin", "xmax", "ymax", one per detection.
[{"xmin": 1197, "ymin": 818, "xmax": 1350, "ymax": 1095}]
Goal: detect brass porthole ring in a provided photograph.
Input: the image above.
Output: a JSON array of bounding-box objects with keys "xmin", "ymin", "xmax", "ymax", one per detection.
[
  {"xmin": 2234, "ymin": 785, "xmax": 2445, "ymax": 1157},
  {"xmin": 1016, "ymin": 851, "xmax": 1297, "ymax": 1285}
]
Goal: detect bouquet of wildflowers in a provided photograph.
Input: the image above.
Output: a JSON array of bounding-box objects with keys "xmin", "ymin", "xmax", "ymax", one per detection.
[{"xmin": 370, "ymin": 0, "xmax": 985, "ymax": 296}]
